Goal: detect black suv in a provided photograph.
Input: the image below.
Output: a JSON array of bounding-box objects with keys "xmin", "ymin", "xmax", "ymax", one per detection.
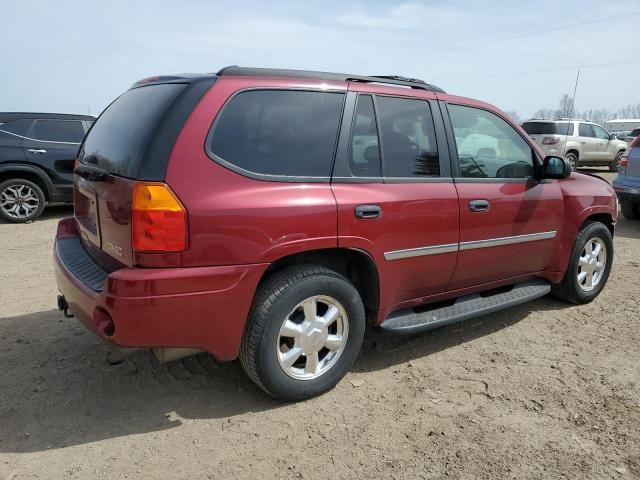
[{"xmin": 0, "ymin": 112, "xmax": 94, "ymax": 222}]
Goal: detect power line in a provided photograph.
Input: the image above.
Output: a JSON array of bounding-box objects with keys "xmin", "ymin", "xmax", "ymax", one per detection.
[
  {"xmin": 349, "ymin": 11, "xmax": 639, "ymax": 66},
  {"xmin": 432, "ymin": 59, "xmax": 640, "ymax": 81},
  {"xmin": 428, "ymin": 11, "xmax": 640, "ymax": 56}
]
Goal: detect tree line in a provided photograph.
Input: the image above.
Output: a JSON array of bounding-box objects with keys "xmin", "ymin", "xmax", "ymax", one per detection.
[{"xmin": 506, "ymin": 95, "xmax": 640, "ymax": 127}]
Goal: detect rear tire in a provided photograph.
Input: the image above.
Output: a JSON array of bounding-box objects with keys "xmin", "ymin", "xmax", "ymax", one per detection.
[
  {"xmin": 565, "ymin": 152, "xmax": 578, "ymax": 170},
  {"xmin": 0, "ymin": 178, "xmax": 46, "ymax": 223},
  {"xmin": 551, "ymin": 221, "xmax": 613, "ymax": 304},
  {"xmin": 610, "ymin": 151, "xmax": 624, "ymax": 172},
  {"xmin": 240, "ymin": 265, "xmax": 365, "ymax": 401},
  {"xmin": 621, "ymin": 200, "xmax": 640, "ymax": 220}
]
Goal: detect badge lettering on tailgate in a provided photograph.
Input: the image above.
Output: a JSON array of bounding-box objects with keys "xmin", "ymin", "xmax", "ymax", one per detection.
[{"xmin": 105, "ymin": 242, "xmax": 123, "ymax": 257}]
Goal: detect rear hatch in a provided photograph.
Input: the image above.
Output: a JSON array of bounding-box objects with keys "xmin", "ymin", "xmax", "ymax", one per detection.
[
  {"xmin": 74, "ymin": 76, "xmax": 215, "ymax": 268},
  {"xmin": 521, "ymin": 121, "xmax": 574, "ymax": 149}
]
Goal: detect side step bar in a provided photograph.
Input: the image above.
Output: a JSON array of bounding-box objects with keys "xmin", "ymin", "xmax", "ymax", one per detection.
[{"xmin": 379, "ymin": 279, "xmax": 551, "ymax": 335}]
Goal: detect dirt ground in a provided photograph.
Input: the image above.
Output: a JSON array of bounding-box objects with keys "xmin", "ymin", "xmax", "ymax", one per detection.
[{"xmin": 0, "ymin": 170, "xmax": 638, "ymax": 480}]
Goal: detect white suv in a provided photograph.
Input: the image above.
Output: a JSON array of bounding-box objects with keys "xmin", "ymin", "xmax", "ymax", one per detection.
[{"xmin": 522, "ymin": 119, "xmax": 628, "ymax": 171}]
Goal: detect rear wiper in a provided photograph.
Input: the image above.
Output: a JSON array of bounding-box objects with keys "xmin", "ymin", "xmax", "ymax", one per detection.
[{"xmin": 75, "ymin": 163, "xmax": 108, "ymax": 182}]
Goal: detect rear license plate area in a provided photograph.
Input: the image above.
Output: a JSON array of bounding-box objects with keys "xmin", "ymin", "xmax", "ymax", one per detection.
[{"xmin": 74, "ymin": 181, "xmax": 101, "ymax": 247}]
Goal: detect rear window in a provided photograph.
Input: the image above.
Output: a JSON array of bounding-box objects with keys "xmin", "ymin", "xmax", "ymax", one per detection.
[
  {"xmin": 521, "ymin": 122, "xmax": 574, "ymax": 136},
  {"xmin": 208, "ymin": 90, "xmax": 345, "ymax": 178},
  {"xmin": 33, "ymin": 119, "xmax": 85, "ymax": 143},
  {"xmin": 80, "ymin": 83, "xmax": 186, "ymax": 178},
  {"xmin": 631, "ymin": 129, "xmax": 640, "ymax": 137}
]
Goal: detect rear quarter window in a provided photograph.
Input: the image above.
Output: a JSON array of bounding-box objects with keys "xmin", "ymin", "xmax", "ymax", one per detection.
[
  {"xmin": 0, "ymin": 119, "xmax": 33, "ymax": 136},
  {"xmin": 207, "ymin": 90, "xmax": 345, "ymax": 179}
]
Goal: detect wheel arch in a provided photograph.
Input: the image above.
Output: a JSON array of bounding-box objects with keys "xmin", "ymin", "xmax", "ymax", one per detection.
[
  {"xmin": 547, "ymin": 205, "xmax": 615, "ymax": 279},
  {"xmin": 583, "ymin": 212, "xmax": 614, "ymax": 236},
  {"xmin": 565, "ymin": 148, "xmax": 580, "ymax": 159},
  {"xmin": 0, "ymin": 164, "xmax": 53, "ymax": 201},
  {"xmin": 257, "ymin": 248, "xmax": 380, "ymax": 314}
]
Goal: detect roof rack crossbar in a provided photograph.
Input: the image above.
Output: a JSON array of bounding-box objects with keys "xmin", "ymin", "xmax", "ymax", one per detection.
[{"xmin": 216, "ymin": 66, "xmax": 445, "ymax": 93}]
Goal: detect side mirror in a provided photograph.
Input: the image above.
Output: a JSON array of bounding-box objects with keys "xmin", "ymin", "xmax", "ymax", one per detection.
[
  {"xmin": 541, "ymin": 156, "xmax": 572, "ymax": 179},
  {"xmin": 609, "ymin": 133, "xmax": 617, "ymax": 140}
]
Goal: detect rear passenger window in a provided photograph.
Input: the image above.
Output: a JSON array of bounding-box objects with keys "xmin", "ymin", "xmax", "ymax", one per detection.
[
  {"xmin": 348, "ymin": 96, "xmax": 440, "ymax": 178},
  {"xmin": 349, "ymin": 95, "xmax": 381, "ymax": 177},
  {"xmin": 208, "ymin": 90, "xmax": 345, "ymax": 178},
  {"xmin": 579, "ymin": 123, "xmax": 595, "ymax": 137},
  {"xmin": 377, "ymin": 97, "xmax": 439, "ymax": 177},
  {"xmin": 33, "ymin": 120, "xmax": 84, "ymax": 143}
]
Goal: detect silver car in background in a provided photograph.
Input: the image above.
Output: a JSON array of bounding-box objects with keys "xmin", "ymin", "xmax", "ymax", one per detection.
[{"xmin": 521, "ymin": 119, "xmax": 628, "ymax": 171}]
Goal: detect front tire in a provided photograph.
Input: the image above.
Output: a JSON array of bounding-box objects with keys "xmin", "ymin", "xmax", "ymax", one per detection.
[
  {"xmin": 551, "ymin": 221, "xmax": 613, "ymax": 304},
  {"xmin": 0, "ymin": 178, "xmax": 46, "ymax": 223},
  {"xmin": 240, "ymin": 265, "xmax": 365, "ymax": 401}
]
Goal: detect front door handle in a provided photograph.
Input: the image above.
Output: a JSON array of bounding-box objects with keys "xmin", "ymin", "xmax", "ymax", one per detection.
[
  {"xmin": 27, "ymin": 148, "xmax": 47, "ymax": 154},
  {"xmin": 355, "ymin": 204, "xmax": 381, "ymax": 219},
  {"xmin": 469, "ymin": 199, "xmax": 490, "ymax": 212}
]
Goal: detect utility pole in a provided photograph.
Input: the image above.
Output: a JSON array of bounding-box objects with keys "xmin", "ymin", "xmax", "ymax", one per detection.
[{"xmin": 570, "ymin": 70, "xmax": 580, "ymax": 118}]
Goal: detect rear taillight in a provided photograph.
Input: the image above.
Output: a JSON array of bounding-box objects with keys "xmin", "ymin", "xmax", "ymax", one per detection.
[
  {"xmin": 619, "ymin": 155, "xmax": 628, "ymax": 173},
  {"xmin": 132, "ymin": 182, "xmax": 187, "ymax": 252},
  {"xmin": 542, "ymin": 136, "xmax": 560, "ymax": 145}
]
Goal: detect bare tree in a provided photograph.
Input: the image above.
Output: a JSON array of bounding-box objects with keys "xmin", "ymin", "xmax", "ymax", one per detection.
[
  {"xmin": 529, "ymin": 102, "xmax": 640, "ymax": 124},
  {"xmin": 555, "ymin": 94, "xmax": 575, "ymax": 119},
  {"xmin": 532, "ymin": 108, "xmax": 554, "ymax": 120},
  {"xmin": 582, "ymin": 108, "xmax": 610, "ymax": 126}
]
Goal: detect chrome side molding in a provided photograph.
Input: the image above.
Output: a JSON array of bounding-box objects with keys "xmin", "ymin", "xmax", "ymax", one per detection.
[{"xmin": 384, "ymin": 231, "xmax": 557, "ymax": 261}]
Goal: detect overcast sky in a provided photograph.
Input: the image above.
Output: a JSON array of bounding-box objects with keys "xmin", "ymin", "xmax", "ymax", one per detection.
[{"xmin": 1, "ymin": 0, "xmax": 638, "ymax": 119}]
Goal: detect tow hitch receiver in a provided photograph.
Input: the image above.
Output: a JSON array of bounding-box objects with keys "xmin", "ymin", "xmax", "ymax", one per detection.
[{"xmin": 57, "ymin": 295, "xmax": 73, "ymax": 318}]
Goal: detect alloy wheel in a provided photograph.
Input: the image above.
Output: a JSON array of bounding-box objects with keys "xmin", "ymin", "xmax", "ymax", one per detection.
[
  {"xmin": 276, "ymin": 295, "xmax": 349, "ymax": 380},
  {"xmin": 0, "ymin": 184, "xmax": 40, "ymax": 220},
  {"xmin": 577, "ymin": 237, "xmax": 607, "ymax": 292}
]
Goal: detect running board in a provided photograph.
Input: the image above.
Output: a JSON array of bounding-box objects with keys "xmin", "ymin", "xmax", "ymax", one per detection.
[{"xmin": 379, "ymin": 280, "xmax": 551, "ymax": 335}]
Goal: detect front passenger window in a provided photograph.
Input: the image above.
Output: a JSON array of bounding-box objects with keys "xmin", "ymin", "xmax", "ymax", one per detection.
[
  {"xmin": 592, "ymin": 125, "xmax": 610, "ymax": 140},
  {"xmin": 448, "ymin": 104, "xmax": 534, "ymax": 179}
]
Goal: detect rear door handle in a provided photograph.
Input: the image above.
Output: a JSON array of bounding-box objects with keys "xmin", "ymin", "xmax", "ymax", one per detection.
[
  {"xmin": 355, "ymin": 204, "xmax": 381, "ymax": 219},
  {"xmin": 469, "ymin": 199, "xmax": 490, "ymax": 212},
  {"xmin": 27, "ymin": 149, "xmax": 47, "ymax": 154}
]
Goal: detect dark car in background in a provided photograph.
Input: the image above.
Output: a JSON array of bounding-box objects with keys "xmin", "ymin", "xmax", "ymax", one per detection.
[
  {"xmin": 0, "ymin": 112, "xmax": 94, "ymax": 222},
  {"xmin": 620, "ymin": 128, "xmax": 640, "ymax": 143},
  {"xmin": 613, "ymin": 135, "xmax": 640, "ymax": 219}
]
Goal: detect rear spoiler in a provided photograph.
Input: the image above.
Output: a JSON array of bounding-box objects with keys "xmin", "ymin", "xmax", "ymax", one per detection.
[{"xmin": 130, "ymin": 74, "xmax": 215, "ymax": 89}]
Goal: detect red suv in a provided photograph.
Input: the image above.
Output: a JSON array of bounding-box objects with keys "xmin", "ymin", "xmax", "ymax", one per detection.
[{"xmin": 54, "ymin": 67, "xmax": 617, "ymax": 400}]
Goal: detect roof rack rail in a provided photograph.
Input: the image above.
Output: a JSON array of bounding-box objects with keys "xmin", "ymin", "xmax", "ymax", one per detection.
[
  {"xmin": 216, "ymin": 66, "xmax": 445, "ymax": 93},
  {"xmin": 368, "ymin": 75, "xmax": 427, "ymax": 85}
]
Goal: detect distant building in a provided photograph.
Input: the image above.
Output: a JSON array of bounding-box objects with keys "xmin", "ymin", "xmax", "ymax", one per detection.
[{"xmin": 604, "ymin": 119, "xmax": 640, "ymax": 132}]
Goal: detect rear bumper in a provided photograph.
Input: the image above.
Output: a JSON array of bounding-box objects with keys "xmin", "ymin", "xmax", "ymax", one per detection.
[
  {"xmin": 612, "ymin": 178, "xmax": 640, "ymax": 202},
  {"xmin": 53, "ymin": 217, "xmax": 268, "ymax": 360}
]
